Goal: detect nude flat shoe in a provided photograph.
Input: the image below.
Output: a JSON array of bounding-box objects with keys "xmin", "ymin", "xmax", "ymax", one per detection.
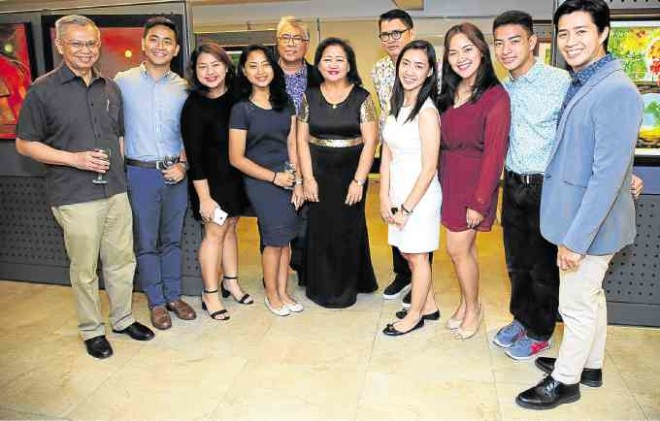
[{"xmin": 453, "ymin": 305, "xmax": 483, "ymax": 340}]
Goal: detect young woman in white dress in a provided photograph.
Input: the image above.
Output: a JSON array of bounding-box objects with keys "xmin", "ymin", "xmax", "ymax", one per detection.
[{"xmin": 380, "ymin": 40, "xmax": 442, "ymax": 336}]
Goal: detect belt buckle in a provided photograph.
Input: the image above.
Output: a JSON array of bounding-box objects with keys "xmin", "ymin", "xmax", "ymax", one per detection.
[
  {"xmin": 155, "ymin": 160, "xmax": 166, "ymax": 170},
  {"xmin": 522, "ymin": 174, "xmax": 531, "ymax": 184}
]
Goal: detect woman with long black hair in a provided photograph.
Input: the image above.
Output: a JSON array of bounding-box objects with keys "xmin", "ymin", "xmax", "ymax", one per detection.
[
  {"xmin": 437, "ymin": 23, "xmax": 510, "ymax": 340},
  {"xmin": 380, "ymin": 40, "xmax": 442, "ymax": 336},
  {"xmin": 229, "ymin": 45, "xmax": 304, "ymax": 316}
]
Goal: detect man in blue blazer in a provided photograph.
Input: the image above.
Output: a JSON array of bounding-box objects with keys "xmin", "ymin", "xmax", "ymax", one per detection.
[{"xmin": 516, "ymin": 0, "xmax": 643, "ymax": 410}]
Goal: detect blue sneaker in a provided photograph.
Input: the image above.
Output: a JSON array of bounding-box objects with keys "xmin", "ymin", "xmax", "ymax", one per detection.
[
  {"xmin": 505, "ymin": 334, "xmax": 550, "ymax": 360},
  {"xmin": 493, "ymin": 320, "xmax": 525, "ymax": 348}
]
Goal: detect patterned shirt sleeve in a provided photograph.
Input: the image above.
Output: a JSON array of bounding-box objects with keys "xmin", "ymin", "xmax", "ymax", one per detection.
[
  {"xmin": 297, "ymin": 93, "xmax": 309, "ymax": 123},
  {"xmin": 360, "ymin": 95, "xmax": 377, "ymax": 123}
]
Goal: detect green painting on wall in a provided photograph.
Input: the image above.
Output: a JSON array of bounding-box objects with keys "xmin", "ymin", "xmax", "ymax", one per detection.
[{"xmin": 610, "ymin": 21, "xmax": 660, "ymax": 153}]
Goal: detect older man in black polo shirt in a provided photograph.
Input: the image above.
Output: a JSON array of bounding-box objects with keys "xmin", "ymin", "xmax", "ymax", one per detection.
[{"xmin": 16, "ymin": 14, "xmax": 153, "ymax": 359}]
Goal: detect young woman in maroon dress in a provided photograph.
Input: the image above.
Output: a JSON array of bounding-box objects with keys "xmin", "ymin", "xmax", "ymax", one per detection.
[{"xmin": 437, "ymin": 23, "xmax": 510, "ymax": 339}]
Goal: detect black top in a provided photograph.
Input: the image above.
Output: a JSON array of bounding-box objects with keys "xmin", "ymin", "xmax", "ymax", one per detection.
[
  {"xmin": 181, "ymin": 91, "xmax": 247, "ymax": 217},
  {"xmin": 229, "ymin": 100, "xmax": 295, "ymax": 171},
  {"xmin": 17, "ymin": 64, "xmax": 126, "ymax": 207},
  {"xmin": 301, "ymin": 86, "xmax": 372, "ymax": 139}
]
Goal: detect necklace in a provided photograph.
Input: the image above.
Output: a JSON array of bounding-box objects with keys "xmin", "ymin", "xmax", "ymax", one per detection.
[{"xmin": 320, "ymin": 84, "xmax": 352, "ymax": 109}]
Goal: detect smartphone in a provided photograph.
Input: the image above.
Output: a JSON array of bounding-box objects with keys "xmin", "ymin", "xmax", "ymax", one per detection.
[{"xmin": 212, "ymin": 207, "xmax": 228, "ymax": 226}]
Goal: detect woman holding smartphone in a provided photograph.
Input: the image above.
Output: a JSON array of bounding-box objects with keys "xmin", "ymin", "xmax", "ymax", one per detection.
[
  {"xmin": 181, "ymin": 43, "xmax": 251, "ymax": 321},
  {"xmin": 229, "ymin": 45, "xmax": 304, "ymax": 317},
  {"xmin": 380, "ymin": 40, "xmax": 441, "ymax": 335}
]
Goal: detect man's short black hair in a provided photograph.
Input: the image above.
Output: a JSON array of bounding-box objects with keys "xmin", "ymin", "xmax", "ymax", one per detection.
[
  {"xmin": 143, "ymin": 16, "xmax": 178, "ymax": 42},
  {"xmin": 493, "ymin": 10, "xmax": 534, "ymax": 35},
  {"xmin": 553, "ymin": 0, "xmax": 610, "ymax": 48},
  {"xmin": 378, "ymin": 9, "xmax": 414, "ymax": 31}
]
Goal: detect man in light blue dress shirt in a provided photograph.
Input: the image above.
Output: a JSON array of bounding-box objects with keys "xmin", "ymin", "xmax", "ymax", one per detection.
[
  {"xmin": 491, "ymin": 11, "xmax": 570, "ymax": 361},
  {"xmin": 115, "ymin": 16, "xmax": 194, "ymax": 330}
]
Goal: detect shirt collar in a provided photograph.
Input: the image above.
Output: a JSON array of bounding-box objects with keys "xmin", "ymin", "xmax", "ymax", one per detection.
[
  {"xmin": 280, "ymin": 60, "xmax": 308, "ymax": 78},
  {"xmin": 140, "ymin": 62, "xmax": 173, "ymax": 80},
  {"xmin": 511, "ymin": 60, "xmax": 542, "ymax": 84},
  {"xmin": 570, "ymin": 53, "xmax": 614, "ymax": 86},
  {"xmin": 56, "ymin": 63, "xmax": 103, "ymax": 85}
]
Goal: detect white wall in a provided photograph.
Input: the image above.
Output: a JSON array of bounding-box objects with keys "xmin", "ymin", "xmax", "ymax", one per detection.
[{"xmin": 192, "ymin": 0, "xmax": 553, "ymax": 27}]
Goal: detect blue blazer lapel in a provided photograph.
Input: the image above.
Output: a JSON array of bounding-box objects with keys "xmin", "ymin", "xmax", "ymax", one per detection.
[{"xmin": 549, "ymin": 61, "xmax": 623, "ymax": 161}]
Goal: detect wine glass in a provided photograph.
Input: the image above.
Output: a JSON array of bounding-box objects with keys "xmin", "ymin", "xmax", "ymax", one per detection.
[
  {"xmin": 283, "ymin": 160, "xmax": 296, "ymax": 190},
  {"xmin": 162, "ymin": 155, "xmax": 178, "ymax": 185},
  {"xmin": 92, "ymin": 147, "xmax": 111, "ymax": 185}
]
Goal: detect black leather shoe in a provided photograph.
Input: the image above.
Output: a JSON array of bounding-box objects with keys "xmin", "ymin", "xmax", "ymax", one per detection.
[
  {"xmin": 113, "ymin": 321, "xmax": 155, "ymax": 341},
  {"xmin": 535, "ymin": 357, "xmax": 603, "ymax": 387},
  {"xmin": 383, "ymin": 318, "xmax": 425, "ymax": 336},
  {"xmin": 396, "ymin": 309, "xmax": 440, "ymax": 321},
  {"xmin": 84, "ymin": 336, "xmax": 113, "ymax": 359},
  {"xmin": 516, "ymin": 376, "xmax": 580, "ymax": 410}
]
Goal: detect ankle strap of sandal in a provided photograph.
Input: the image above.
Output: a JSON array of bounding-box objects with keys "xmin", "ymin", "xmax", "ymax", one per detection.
[
  {"xmin": 223, "ymin": 275, "xmax": 238, "ymax": 281},
  {"xmin": 204, "ymin": 289, "xmax": 219, "ymax": 294}
]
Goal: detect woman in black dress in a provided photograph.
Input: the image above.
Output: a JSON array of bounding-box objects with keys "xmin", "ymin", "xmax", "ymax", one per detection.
[
  {"xmin": 181, "ymin": 43, "xmax": 252, "ymax": 321},
  {"xmin": 229, "ymin": 45, "xmax": 304, "ymax": 316},
  {"xmin": 297, "ymin": 38, "xmax": 378, "ymax": 308}
]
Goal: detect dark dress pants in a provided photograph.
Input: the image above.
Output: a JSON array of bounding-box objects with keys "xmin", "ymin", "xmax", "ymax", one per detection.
[
  {"xmin": 392, "ymin": 246, "xmax": 433, "ymax": 280},
  {"xmin": 502, "ymin": 172, "xmax": 559, "ymax": 341}
]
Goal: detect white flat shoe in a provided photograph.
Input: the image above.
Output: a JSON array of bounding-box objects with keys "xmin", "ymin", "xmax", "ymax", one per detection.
[
  {"xmin": 265, "ymin": 297, "xmax": 290, "ymax": 316},
  {"xmin": 285, "ymin": 299, "xmax": 304, "ymax": 313}
]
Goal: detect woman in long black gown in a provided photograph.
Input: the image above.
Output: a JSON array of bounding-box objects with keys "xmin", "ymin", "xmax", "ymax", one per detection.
[{"xmin": 297, "ymin": 37, "xmax": 378, "ymax": 308}]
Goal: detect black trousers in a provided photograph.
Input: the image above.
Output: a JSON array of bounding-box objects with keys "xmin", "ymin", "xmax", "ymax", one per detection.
[
  {"xmin": 391, "ymin": 247, "xmax": 434, "ymax": 280},
  {"xmin": 290, "ymin": 205, "xmax": 308, "ymax": 285},
  {"xmin": 502, "ymin": 171, "xmax": 559, "ymax": 341}
]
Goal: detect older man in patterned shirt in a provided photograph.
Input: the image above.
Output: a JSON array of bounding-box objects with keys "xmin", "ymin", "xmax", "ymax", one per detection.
[{"xmin": 276, "ymin": 16, "xmax": 313, "ymax": 282}]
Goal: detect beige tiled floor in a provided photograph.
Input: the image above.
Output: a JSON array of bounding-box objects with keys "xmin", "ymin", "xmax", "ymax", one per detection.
[{"xmin": 1, "ymin": 185, "xmax": 658, "ymax": 421}]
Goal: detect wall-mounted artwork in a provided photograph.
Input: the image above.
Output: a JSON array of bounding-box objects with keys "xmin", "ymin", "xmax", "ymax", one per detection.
[
  {"xmin": 42, "ymin": 14, "xmax": 185, "ymax": 79},
  {"xmin": 0, "ymin": 23, "xmax": 35, "ymax": 140},
  {"xmin": 610, "ymin": 20, "xmax": 660, "ymax": 158}
]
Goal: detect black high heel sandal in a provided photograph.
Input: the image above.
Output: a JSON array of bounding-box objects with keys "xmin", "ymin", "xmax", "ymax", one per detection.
[
  {"xmin": 201, "ymin": 289, "xmax": 230, "ymax": 321},
  {"xmin": 221, "ymin": 275, "xmax": 254, "ymax": 305}
]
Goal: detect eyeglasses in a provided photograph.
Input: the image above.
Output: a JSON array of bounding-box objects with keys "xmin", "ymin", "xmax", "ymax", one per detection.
[
  {"xmin": 278, "ymin": 35, "xmax": 309, "ymax": 46},
  {"xmin": 378, "ymin": 29, "xmax": 410, "ymax": 42},
  {"xmin": 62, "ymin": 40, "xmax": 100, "ymax": 50}
]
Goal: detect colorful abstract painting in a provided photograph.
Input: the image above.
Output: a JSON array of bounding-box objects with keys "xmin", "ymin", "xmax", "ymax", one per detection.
[
  {"xmin": 610, "ymin": 21, "xmax": 660, "ymax": 152},
  {"xmin": 0, "ymin": 23, "xmax": 33, "ymax": 139}
]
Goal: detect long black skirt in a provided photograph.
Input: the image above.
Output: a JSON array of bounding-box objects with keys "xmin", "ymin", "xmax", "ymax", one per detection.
[{"xmin": 303, "ymin": 143, "xmax": 378, "ymax": 308}]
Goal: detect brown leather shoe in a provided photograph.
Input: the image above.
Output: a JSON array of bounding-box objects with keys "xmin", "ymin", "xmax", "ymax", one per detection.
[
  {"xmin": 150, "ymin": 306, "xmax": 172, "ymax": 330},
  {"xmin": 166, "ymin": 299, "xmax": 197, "ymax": 320}
]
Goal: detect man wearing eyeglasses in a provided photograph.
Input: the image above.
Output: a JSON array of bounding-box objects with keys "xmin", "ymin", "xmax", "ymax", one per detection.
[
  {"xmin": 276, "ymin": 16, "xmax": 312, "ymax": 113},
  {"xmin": 16, "ymin": 15, "xmax": 154, "ymax": 360},
  {"xmin": 371, "ymin": 9, "xmax": 419, "ymax": 307},
  {"xmin": 276, "ymin": 16, "xmax": 313, "ymax": 284}
]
